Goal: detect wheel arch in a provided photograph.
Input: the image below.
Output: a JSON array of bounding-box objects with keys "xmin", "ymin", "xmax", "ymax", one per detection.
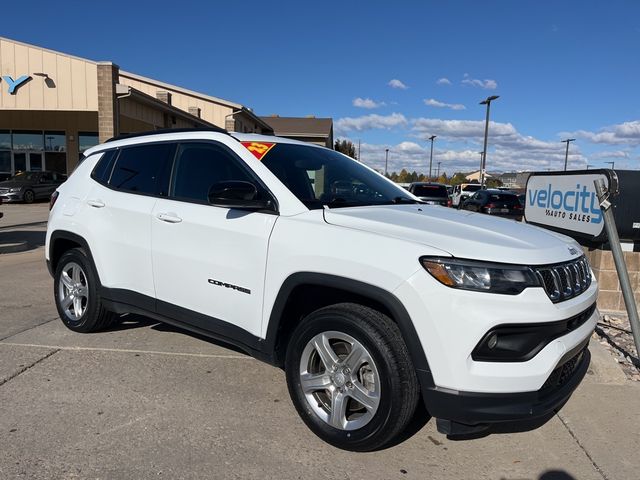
[
  {"xmin": 48, "ymin": 230, "xmax": 98, "ymax": 281},
  {"xmin": 263, "ymin": 272, "xmax": 435, "ymax": 391}
]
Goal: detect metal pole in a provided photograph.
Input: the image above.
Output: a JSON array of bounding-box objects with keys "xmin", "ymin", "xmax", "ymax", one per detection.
[
  {"xmin": 606, "ymin": 161, "xmax": 615, "ymax": 170},
  {"xmin": 428, "ymin": 135, "xmax": 436, "ymax": 180},
  {"xmin": 561, "ymin": 138, "xmax": 575, "ymax": 171},
  {"xmin": 384, "ymin": 148, "xmax": 389, "ymax": 176},
  {"xmin": 358, "ymin": 139, "xmax": 361, "ymax": 163},
  {"xmin": 480, "ymin": 103, "xmax": 491, "ymax": 187},
  {"xmin": 594, "ymin": 178, "xmax": 640, "ymax": 356},
  {"xmin": 436, "ymin": 161, "xmax": 441, "ymax": 179}
]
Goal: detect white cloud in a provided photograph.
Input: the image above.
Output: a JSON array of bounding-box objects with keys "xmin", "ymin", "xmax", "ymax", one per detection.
[
  {"xmin": 565, "ymin": 120, "xmax": 640, "ymax": 146},
  {"xmin": 424, "ymin": 98, "xmax": 466, "ymax": 111},
  {"xmin": 461, "ymin": 73, "xmax": 498, "ymax": 90},
  {"xmin": 335, "ymin": 113, "xmax": 408, "ymax": 134},
  {"xmin": 388, "ymin": 79, "xmax": 408, "ymax": 89},
  {"xmin": 352, "ymin": 97, "xmax": 385, "ymax": 109},
  {"xmin": 412, "ymin": 118, "xmax": 517, "ymax": 139},
  {"xmin": 590, "ymin": 150, "xmax": 630, "ymax": 159},
  {"xmin": 436, "ymin": 77, "xmax": 451, "ymax": 85}
]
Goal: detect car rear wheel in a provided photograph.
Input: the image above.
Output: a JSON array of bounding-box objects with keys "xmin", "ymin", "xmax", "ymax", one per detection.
[
  {"xmin": 23, "ymin": 189, "xmax": 35, "ymax": 204},
  {"xmin": 54, "ymin": 248, "xmax": 116, "ymax": 333},
  {"xmin": 285, "ymin": 303, "xmax": 420, "ymax": 451}
]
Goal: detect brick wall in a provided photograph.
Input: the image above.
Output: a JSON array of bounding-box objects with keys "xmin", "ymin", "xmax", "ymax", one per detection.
[
  {"xmin": 97, "ymin": 62, "xmax": 120, "ymax": 143},
  {"xmin": 584, "ymin": 247, "xmax": 640, "ymax": 313}
]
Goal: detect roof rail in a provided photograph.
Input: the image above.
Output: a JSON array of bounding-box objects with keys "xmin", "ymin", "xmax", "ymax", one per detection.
[{"xmin": 105, "ymin": 127, "xmax": 228, "ymax": 143}]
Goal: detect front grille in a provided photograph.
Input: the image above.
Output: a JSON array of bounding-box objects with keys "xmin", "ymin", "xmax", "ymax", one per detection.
[
  {"xmin": 534, "ymin": 256, "xmax": 592, "ymax": 303},
  {"xmin": 0, "ymin": 188, "xmax": 10, "ymax": 194},
  {"xmin": 541, "ymin": 347, "xmax": 587, "ymax": 393}
]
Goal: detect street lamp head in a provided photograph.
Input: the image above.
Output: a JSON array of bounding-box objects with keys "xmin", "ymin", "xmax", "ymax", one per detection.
[
  {"xmin": 480, "ymin": 95, "xmax": 500, "ymax": 105},
  {"xmin": 562, "ymin": 138, "xmax": 576, "ymax": 143},
  {"xmin": 429, "ymin": 135, "xmax": 436, "ymax": 141}
]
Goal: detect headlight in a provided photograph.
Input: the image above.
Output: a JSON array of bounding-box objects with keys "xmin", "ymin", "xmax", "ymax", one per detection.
[
  {"xmin": 9, "ymin": 187, "xmax": 22, "ymax": 192},
  {"xmin": 420, "ymin": 257, "xmax": 540, "ymax": 295}
]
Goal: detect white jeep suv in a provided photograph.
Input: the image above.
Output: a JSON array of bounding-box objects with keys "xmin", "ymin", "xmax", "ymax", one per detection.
[{"xmin": 46, "ymin": 128, "xmax": 598, "ymax": 451}]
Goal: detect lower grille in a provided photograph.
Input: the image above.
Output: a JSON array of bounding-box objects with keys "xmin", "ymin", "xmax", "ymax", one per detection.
[{"xmin": 541, "ymin": 347, "xmax": 587, "ymax": 393}]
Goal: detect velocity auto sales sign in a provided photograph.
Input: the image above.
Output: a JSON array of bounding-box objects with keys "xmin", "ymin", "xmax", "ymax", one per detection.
[{"xmin": 524, "ymin": 171, "xmax": 611, "ymax": 242}]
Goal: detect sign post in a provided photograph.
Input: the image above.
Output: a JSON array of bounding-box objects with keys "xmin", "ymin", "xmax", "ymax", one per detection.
[{"xmin": 593, "ymin": 178, "xmax": 640, "ymax": 357}]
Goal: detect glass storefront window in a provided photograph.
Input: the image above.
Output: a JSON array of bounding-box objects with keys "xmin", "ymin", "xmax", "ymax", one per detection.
[
  {"xmin": 12, "ymin": 131, "xmax": 44, "ymax": 151},
  {"xmin": 79, "ymin": 132, "xmax": 98, "ymax": 153},
  {"xmin": 44, "ymin": 131, "xmax": 66, "ymax": 152},
  {"xmin": 0, "ymin": 151, "xmax": 11, "ymax": 173},
  {"xmin": 0, "ymin": 130, "xmax": 10, "ymax": 150}
]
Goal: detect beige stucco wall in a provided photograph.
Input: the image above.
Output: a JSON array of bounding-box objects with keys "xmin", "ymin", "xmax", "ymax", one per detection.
[
  {"xmin": 119, "ymin": 72, "xmax": 235, "ymax": 128},
  {"xmin": 0, "ymin": 38, "xmax": 98, "ymax": 111}
]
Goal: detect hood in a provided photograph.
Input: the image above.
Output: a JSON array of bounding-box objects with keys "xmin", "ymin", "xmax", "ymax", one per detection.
[{"xmin": 323, "ymin": 204, "xmax": 581, "ymax": 265}]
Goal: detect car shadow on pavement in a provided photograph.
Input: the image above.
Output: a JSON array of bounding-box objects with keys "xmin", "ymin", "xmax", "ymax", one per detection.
[
  {"xmin": 0, "ymin": 230, "xmax": 45, "ymax": 254},
  {"xmin": 538, "ymin": 471, "xmax": 577, "ymax": 480},
  {"xmin": 104, "ymin": 313, "xmax": 249, "ymax": 356}
]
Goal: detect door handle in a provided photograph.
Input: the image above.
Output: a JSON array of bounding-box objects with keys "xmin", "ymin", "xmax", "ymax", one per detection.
[
  {"xmin": 87, "ymin": 199, "xmax": 105, "ymax": 208},
  {"xmin": 156, "ymin": 212, "xmax": 182, "ymax": 224}
]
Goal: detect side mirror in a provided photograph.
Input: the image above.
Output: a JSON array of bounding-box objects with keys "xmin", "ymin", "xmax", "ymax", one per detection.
[{"xmin": 208, "ymin": 181, "xmax": 275, "ymax": 211}]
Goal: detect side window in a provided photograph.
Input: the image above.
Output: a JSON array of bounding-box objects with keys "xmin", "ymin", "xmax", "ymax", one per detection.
[
  {"xmin": 91, "ymin": 150, "xmax": 118, "ymax": 185},
  {"xmin": 109, "ymin": 143, "xmax": 175, "ymax": 195},
  {"xmin": 41, "ymin": 172, "xmax": 54, "ymax": 182},
  {"xmin": 170, "ymin": 142, "xmax": 257, "ymax": 204}
]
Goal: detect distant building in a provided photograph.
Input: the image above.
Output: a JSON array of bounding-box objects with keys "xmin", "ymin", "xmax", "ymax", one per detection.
[
  {"xmin": 464, "ymin": 170, "xmax": 492, "ymax": 182},
  {"xmin": 260, "ymin": 115, "xmax": 334, "ymax": 149},
  {"xmin": 0, "ymin": 36, "xmax": 273, "ymax": 178},
  {"xmin": 499, "ymin": 172, "xmax": 519, "ymax": 188}
]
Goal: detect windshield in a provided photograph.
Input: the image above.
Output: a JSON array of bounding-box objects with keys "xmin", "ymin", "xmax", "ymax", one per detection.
[
  {"xmin": 261, "ymin": 143, "xmax": 418, "ymax": 209},
  {"xmin": 462, "ymin": 184, "xmax": 482, "ymax": 192},
  {"xmin": 9, "ymin": 171, "xmax": 38, "ymax": 181},
  {"xmin": 412, "ymin": 184, "xmax": 448, "ymax": 198}
]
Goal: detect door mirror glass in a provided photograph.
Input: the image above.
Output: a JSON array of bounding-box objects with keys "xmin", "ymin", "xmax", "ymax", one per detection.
[{"xmin": 208, "ymin": 181, "xmax": 274, "ymax": 211}]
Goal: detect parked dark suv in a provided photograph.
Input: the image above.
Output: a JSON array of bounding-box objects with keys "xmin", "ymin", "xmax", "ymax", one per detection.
[
  {"xmin": 0, "ymin": 171, "xmax": 66, "ymax": 203},
  {"xmin": 408, "ymin": 182, "xmax": 451, "ymax": 207},
  {"xmin": 461, "ymin": 189, "xmax": 523, "ymax": 220}
]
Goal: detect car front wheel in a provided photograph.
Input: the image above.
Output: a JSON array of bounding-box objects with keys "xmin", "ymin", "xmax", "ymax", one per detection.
[{"xmin": 285, "ymin": 303, "xmax": 420, "ymax": 451}]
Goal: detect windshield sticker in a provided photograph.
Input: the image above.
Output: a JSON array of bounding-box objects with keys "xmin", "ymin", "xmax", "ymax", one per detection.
[{"xmin": 241, "ymin": 141, "xmax": 276, "ymax": 160}]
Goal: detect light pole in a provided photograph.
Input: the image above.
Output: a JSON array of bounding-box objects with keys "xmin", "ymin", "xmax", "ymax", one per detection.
[
  {"xmin": 479, "ymin": 95, "xmax": 499, "ymax": 188},
  {"xmin": 436, "ymin": 161, "xmax": 441, "ymax": 179},
  {"xmin": 561, "ymin": 138, "xmax": 576, "ymax": 171},
  {"xmin": 586, "ymin": 164, "xmax": 594, "ymax": 170},
  {"xmin": 428, "ymin": 135, "xmax": 436, "ymax": 180},
  {"xmin": 478, "ymin": 151, "xmax": 484, "ymax": 180},
  {"xmin": 385, "ymin": 148, "xmax": 389, "ymax": 176},
  {"xmin": 606, "ymin": 161, "xmax": 615, "ymax": 170}
]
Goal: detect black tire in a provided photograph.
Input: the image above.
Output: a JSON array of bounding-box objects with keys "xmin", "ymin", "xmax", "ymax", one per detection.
[
  {"xmin": 285, "ymin": 303, "xmax": 420, "ymax": 451},
  {"xmin": 53, "ymin": 247, "xmax": 116, "ymax": 333},
  {"xmin": 23, "ymin": 189, "xmax": 35, "ymax": 204}
]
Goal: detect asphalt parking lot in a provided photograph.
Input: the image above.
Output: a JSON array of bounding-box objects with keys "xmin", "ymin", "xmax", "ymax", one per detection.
[{"xmin": 1, "ymin": 202, "xmax": 639, "ymax": 479}]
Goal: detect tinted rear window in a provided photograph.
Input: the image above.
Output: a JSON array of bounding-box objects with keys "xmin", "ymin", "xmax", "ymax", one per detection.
[
  {"xmin": 462, "ymin": 185, "xmax": 482, "ymax": 192},
  {"xmin": 488, "ymin": 194, "xmax": 518, "ymax": 205},
  {"xmin": 109, "ymin": 143, "xmax": 175, "ymax": 195},
  {"xmin": 91, "ymin": 150, "xmax": 118, "ymax": 185},
  {"xmin": 412, "ymin": 185, "xmax": 448, "ymax": 197}
]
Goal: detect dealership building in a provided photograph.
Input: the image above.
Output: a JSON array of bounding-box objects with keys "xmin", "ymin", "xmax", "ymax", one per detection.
[{"xmin": 0, "ymin": 37, "xmax": 331, "ymax": 179}]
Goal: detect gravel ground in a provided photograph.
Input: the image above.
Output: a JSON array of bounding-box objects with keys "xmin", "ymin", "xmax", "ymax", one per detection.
[{"xmin": 594, "ymin": 314, "xmax": 640, "ymax": 381}]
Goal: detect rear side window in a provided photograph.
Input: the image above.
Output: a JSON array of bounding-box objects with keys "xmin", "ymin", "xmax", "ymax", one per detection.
[
  {"xmin": 488, "ymin": 194, "xmax": 518, "ymax": 206},
  {"xmin": 91, "ymin": 150, "xmax": 118, "ymax": 185},
  {"xmin": 171, "ymin": 142, "xmax": 257, "ymax": 203},
  {"xmin": 109, "ymin": 143, "xmax": 175, "ymax": 195}
]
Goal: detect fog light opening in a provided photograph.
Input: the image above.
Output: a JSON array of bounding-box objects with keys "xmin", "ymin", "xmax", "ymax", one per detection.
[{"xmin": 487, "ymin": 333, "xmax": 498, "ymax": 350}]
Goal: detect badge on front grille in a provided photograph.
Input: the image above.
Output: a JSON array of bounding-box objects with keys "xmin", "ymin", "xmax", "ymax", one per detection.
[{"xmin": 568, "ymin": 246, "xmax": 579, "ymax": 255}]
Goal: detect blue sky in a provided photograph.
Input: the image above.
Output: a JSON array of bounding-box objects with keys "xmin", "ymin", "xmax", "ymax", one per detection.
[{"xmin": 4, "ymin": 1, "xmax": 640, "ymax": 175}]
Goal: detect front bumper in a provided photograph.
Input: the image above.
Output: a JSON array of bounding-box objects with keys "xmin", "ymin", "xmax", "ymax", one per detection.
[
  {"xmin": 421, "ymin": 338, "xmax": 589, "ymax": 429},
  {"xmin": 0, "ymin": 192, "xmax": 23, "ymax": 202}
]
